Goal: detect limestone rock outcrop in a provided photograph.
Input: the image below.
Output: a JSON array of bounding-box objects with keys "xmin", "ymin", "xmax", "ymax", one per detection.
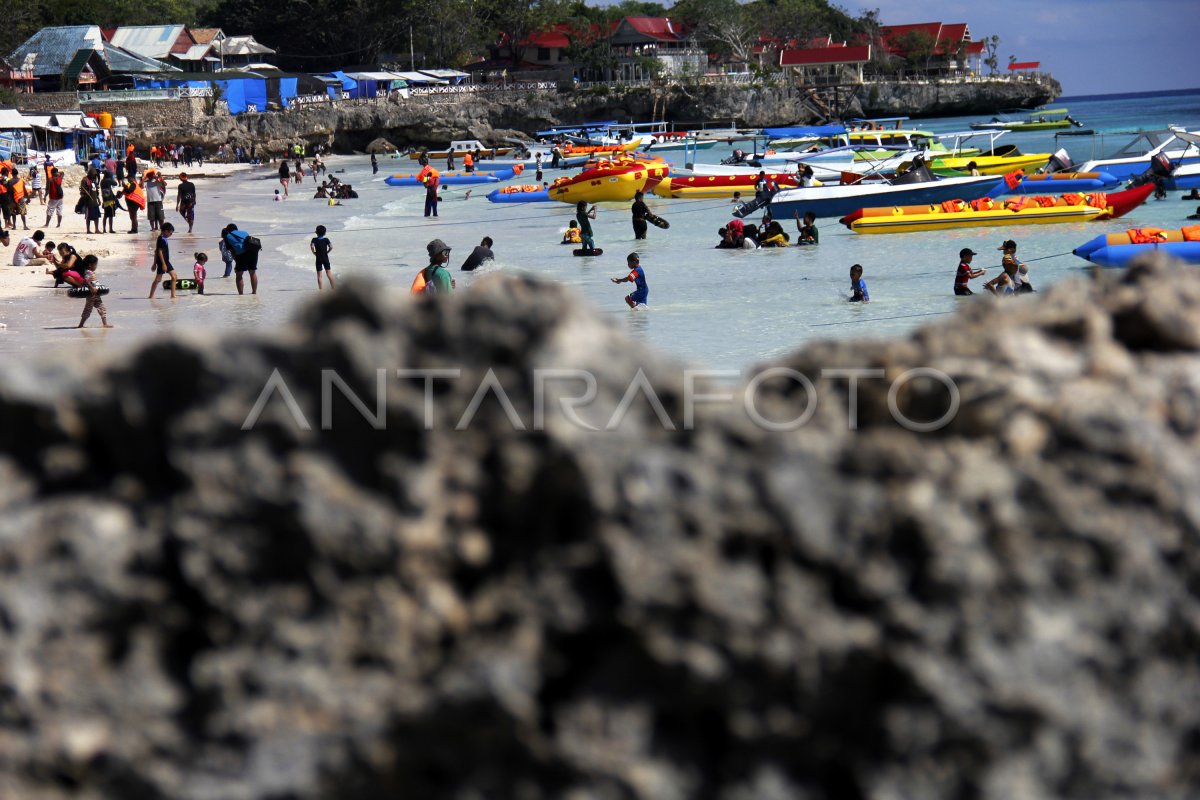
[{"xmin": 1, "ymin": 257, "xmax": 1193, "ymax": 800}]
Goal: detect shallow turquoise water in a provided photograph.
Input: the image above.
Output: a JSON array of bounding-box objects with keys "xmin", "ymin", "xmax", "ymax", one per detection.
[{"xmin": 3, "ymin": 90, "xmax": 1198, "ymax": 372}]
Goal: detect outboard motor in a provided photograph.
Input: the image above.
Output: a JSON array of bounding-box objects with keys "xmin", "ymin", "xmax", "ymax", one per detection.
[
  {"xmin": 1043, "ymin": 148, "xmax": 1072, "ymax": 174},
  {"xmin": 1129, "ymin": 153, "xmax": 1174, "ymax": 187}
]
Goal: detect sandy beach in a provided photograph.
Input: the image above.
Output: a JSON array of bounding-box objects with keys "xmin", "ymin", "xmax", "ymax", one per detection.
[{"xmin": 0, "ymin": 158, "xmax": 331, "ymax": 354}]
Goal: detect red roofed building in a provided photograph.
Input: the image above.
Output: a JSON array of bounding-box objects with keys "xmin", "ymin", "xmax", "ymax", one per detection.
[
  {"xmin": 608, "ymin": 17, "xmax": 705, "ymax": 79},
  {"xmin": 873, "ymin": 22, "xmax": 984, "ymax": 74},
  {"xmin": 780, "ymin": 44, "xmax": 872, "ymax": 84}
]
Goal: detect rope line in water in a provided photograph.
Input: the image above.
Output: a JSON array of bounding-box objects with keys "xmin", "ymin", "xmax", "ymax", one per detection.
[{"xmin": 809, "ymin": 309, "xmax": 956, "ymax": 328}]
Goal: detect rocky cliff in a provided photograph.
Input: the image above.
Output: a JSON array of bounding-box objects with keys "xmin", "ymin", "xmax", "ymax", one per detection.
[
  {"xmin": 854, "ymin": 77, "xmax": 1062, "ymax": 117},
  {"xmin": 1, "ymin": 257, "xmax": 1197, "ymax": 800},
  {"xmin": 132, "ymin": 78, "xmax": 1057, "ymax": 152}
]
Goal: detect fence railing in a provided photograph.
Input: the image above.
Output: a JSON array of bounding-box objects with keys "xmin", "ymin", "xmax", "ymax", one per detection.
[{"xmin": 78, "ymin": 87, "xmax": 212, "ymax": 102}]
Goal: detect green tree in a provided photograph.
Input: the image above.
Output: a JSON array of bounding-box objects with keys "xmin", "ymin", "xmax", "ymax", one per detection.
[
  {"xmin": 984, "ymin": 34, "xmax": 1000, "ymax": 74},
  {"xmin": 894, "ymin": 29, "xmax": 935, "ymax": 74}
]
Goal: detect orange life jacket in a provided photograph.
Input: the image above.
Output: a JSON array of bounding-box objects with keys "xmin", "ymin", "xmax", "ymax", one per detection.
[
  {"xmin": 1061, "ymin": 192, "xmax": 1084, "ymax": 206},
  {"xmin": 1085, "ymin": 192, "xmax": 1107, "ymax": 209},
  {"xmin": 970, "ymin": 197, "xmax": 994, "ymax": 211},
  {"xmin": 1005, "ymin": 197, "xmax": 1030, "ymax": 212},
  {"xmin": 1003, "ymin": 169, "xmax": 1025, "ymax": 190},
  {"xmin": 1181, "ymin": 225, "xmax": 1200, "ymax": 242},
  {"xmin": 940, "ymin": 199, "xmax": 967, "ymax": 213},
  {"xmin": 1126, "ymin": 227, "xmax": 1168, "ymax": 244},
  {"xmin": 410, "ymin": 270, "xmax": 427, "ymax": 295}
]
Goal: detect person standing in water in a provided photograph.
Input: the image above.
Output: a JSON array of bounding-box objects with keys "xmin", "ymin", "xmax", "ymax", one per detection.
[
  {"xmin": 371, "ymin": 153, "xmax": 378, "ymax": 175},
  {"xmin": 576, "ymin": 201, "xmax": 597, "ymax": 253},
  {"xmin": 278, "ymin": 159, "xmax": 290, "ymax": 197},
  {"xmin": 148, "ymin": 223, "xmax": 179, "ymax": 300},
  {"xmin": 611, "ymin": 252, "xmax": 648, "ymax": 309},
  {"xmin": 76, "ymin": 255, "xmax": 111, "ymax": 328},
  {"xmin": 631, "ymin": 191, "xmax": 649, "ymax": 240},
  {"xmin": 793, "ymin": 211, "xmax": 819, "ymax": 244},
  {"xmin": 954, "ymin": 248, "xmax": 985, "ymax": 296},
  {"xmin": 310, "ymin": 224, "xmax": 336, "ymax": 290}
]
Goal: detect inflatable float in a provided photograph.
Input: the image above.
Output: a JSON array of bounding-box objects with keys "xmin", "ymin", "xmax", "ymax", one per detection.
[
  {"xmin": 1005, "ymin": 170, "xmax": 1121, "ymax": 194},
  {"xmin": 385, "ymin": 164, "xmax": 523, "ymax": 186},
  {"xmin": 1074, "ymin": 224, "xmax": 1200, "ymax": 267},
  {"xmin": 487, "ymin": 184, "xmax": 552, "ymax": 203},
  {"xmin": 548, "ymin": 163, "xmax": 670, "ymax": 204},
  {"xmin": 66, "ymin": 285, "xmax": 109, "ymax": 298},
  {"xmin": 841, "ymin": 184, "xmax": 1152, "ymax": 234},
  {"xmin": 653, "ymin": 173, "xmax": 800, "ymax": 199}
]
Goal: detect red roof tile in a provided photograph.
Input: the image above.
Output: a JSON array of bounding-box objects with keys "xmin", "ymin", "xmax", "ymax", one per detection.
[
  {"xmin": 780, "ymin": 45, "xmax": 871, "ymax": 67},
  {"xmin": 621, "ymin": 17, "xmax": 685, "ymax": 42}
]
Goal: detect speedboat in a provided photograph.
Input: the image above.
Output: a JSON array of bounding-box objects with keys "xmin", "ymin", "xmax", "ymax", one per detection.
[
  {"xmin": 1162, "ymin": 129, "xmax": 1200, "ymax": 190},
  {"xmin": 741, "ymin": 164, "xmax": 1007, "ymax": 220},
  {"xmin": 970, "ymin": 107, "xmax": 1084, "ymax": 131},
  {"xmin": 1066, "ymin": 128, "xmax": 1200, "ymax": 180}
]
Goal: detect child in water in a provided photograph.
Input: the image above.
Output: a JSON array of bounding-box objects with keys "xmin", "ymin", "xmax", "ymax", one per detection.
[
  {"xmin": 611, "ymin": 252, "xmax": 648, "ymax": 309},
  {"xmin": 561, "ymin": 220, "xmax": 582, "ymax": 244},
  {"xmin": 193, "ymin": 251, "xmax": 208, "ymax": 295},
  {"xmin": 849, "ymin": 264, "xmax": 869, "ymax": 303},
  {"xmin": 310, "ymin": 224, "xmax": 336, "ymax": 290}
]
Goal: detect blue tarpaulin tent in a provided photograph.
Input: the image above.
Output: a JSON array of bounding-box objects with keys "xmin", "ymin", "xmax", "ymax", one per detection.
[{"xmin": 760, "ymin": 125, "xmax": 848, "ymax": 138}]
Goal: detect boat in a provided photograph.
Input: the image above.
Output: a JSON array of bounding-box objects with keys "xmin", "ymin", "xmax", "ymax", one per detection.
[
  {"xmin": 840, "ymin": 184, "xmax": 1154, "ymax": 234},
  {"xmin": 1164, "ymin": 162, "xmax": 1200, "ymax": 191},
  {"xmin": 1162, "ymin": 129, "xmax": 1200, "ymax": 190},
  {"xmin": 547, "ymin": 162, "xmax": 670, "ymax": 203},
  {"xmin": 1066, "ymin": 127, "xmax": 1200, "ymax": 180},
  {"xmin": 652, "ymin": 173, "xmax": 800, "ymax": 199},
  {"xmin": 1074, "ymin": 224, "xmax": 1200, "ymax": 267},
  {"xmin": 385, "ymin": 165, "xmax": 523, "ymax": 186},
  {"xmin": 744, "ymin": 168, "xmax": 1008, "ymax": 220},
  {"xmin": 1006, "ymin": 171, "xmax": 1121, "ymax": 194},
  {"xmin": 970, "ymin": 107, "xmax": 1084, "ymax": 132},
  {"xmin": 487, "ymin": 185, "xmax": 552, "ymax": 203},
  {"xmin": 409, "ymin": 140, "xmax": 513, "ymax": 160}
]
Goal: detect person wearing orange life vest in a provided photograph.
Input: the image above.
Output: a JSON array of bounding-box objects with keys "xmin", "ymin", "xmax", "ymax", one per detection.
[
  {"xmin": 420, "ymin": 164, "xmax": 441, "ymax": 218},
  {"xmin": 463, "ymin": 151, "xmax": 474, "ymax": 174},
  {"xmin": 8, "ymin": 169, "xmax": 28, "ymax": 230},
  {"xmin": 121, "ymin": 175, "xmax": 143, "ymax": 233}
]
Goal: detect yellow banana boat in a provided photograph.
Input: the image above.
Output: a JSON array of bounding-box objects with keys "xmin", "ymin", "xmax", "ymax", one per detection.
[
  {"xmin": 548, "ymin": 163, "xmax": 670, "ymax": 203},
  {"xmin": 840, "ymin": 185, "xmax": 1154, "ymax": 234}
]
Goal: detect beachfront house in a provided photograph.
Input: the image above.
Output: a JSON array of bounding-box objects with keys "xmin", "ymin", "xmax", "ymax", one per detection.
[
  {"xmin": 607, "ymin": 17, "xmax": 705, "ymax": 79},
  {"xmin": 779, "ymin": 42, "xmax": 873, "ymax": 86},
  {"xmin": 9, "ymin": 25, "xmax": 180, "ymax": 92},
  {"xmin": 105, "ymin": 26, "xmax": 220, "ymax": 74},
  {"xmin": 0, "ymin": 56, "xmax": 36, "ymax": 94},
  {"xmin": 872, "ymin": 23, "xmax": 985, "ymax": 76},
  {"xmin": 214, "ymin": 36, "xmax": 277, "ymax": 69}
]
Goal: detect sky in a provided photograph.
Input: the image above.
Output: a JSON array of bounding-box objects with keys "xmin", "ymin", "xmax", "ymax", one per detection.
[
  {"xmin": 597, "ymin": 0, "xmax": 1200, "ymax": 97},
  {"xmin": 859, "ymin": 0, "xmax": 1200, "ymax": 95},
  {"xmin": 848, "ymin": 0, "xmax": 1200, "ymax": 96}
]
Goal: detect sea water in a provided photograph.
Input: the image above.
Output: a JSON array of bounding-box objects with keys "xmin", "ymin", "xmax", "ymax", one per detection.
[
  {"xmin": 252, "ymin": 89, "xmax": 1200, "ymax": 373},
  {"xmin": 5, "ymin": 90, "xmax": 1198, "ymax": 371}
]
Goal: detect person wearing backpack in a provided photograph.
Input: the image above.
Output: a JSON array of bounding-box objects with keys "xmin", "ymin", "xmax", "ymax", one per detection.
[
  {"xmin": 411, "ymin": 239, "xmax": 455, "ymax": 295},
  {"xmin": 223, "ymin": 223, "xmax": 262, "ymax": 295}
]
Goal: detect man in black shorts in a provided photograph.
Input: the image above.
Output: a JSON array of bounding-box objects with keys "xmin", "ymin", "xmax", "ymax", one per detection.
[
  {"xmin": 223, "ymin": 223, "xmax": 261, "ymax": 295},
  {"xmin": 148, "ymin": 222, "xmax": 178, "ymax": 299}
]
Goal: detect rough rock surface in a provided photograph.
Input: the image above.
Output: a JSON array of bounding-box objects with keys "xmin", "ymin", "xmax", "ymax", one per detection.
[
  {"xmin": 1, "ymin": 257, "xmax": 1197, "ymax": 800},
  {"xmin": 855, "ymin": 76, "xmax": 1061, "ymax": 117}
]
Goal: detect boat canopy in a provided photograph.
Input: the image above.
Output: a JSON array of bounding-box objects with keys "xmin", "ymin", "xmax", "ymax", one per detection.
[
  {"xmin": 762, "ymin": 124, "xmax": 847, "ymax": 138},
  {"xmin": 536, "ymin": 121, "xmax": 619, "ymax": 136}
]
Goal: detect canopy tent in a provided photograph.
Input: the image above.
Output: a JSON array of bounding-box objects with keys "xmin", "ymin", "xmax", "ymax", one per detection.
[
  {"xmin": 761, "ymin": 124, "xmax": 848, "ymax": 138},
  {"xmin": 344, "ymin": 71, "xmax": 409, "ymax": 98},
  {"xmin": 217, "ymin": 76, "xmax": 298, "ymax": 114},
  {"xmin": 390, "ymin": 71, "xmax": 447, "ymax": 85},
  {"xmin": 418, "ymin": 68, "xmax": 468, "ymax": 84}
]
